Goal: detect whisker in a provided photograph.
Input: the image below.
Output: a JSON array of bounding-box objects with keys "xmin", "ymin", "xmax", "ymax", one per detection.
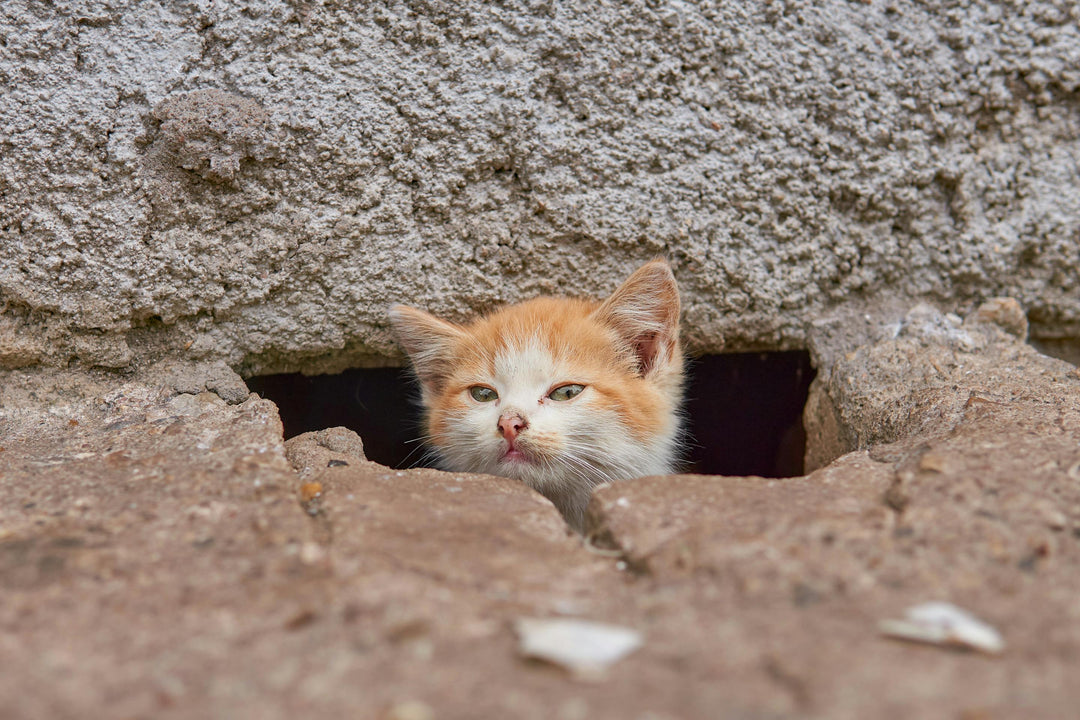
[{"xmin": 555, "ymin": 451, "xmax": 619, "ymax": 487}]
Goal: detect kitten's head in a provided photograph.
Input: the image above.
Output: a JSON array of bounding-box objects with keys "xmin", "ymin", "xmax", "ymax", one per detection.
[{"xmin": 389, "ymin": 259, "xmax": 683, "ymax": 530}]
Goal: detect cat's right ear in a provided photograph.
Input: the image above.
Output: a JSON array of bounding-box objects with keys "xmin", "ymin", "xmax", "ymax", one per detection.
[
  {"xmin": 591, "ymin": 259, "xmax": 681, "ymax": 378},
  {"xmin": 388, "ymin": 305, "xmax": 466, "ymax": 394}
]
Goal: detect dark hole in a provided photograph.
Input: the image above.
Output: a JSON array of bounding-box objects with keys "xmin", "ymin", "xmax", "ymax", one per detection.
[
  {"xmin": 245, "ymin": 350, "xmax": 816, "ymax": 478},
  {"xmin": 247, "ymin": 367, "xmax": 429, "ymax": 469},
  {"xmin": 680, "ymin": 352, "xmax": 815, "ymax": 477}
]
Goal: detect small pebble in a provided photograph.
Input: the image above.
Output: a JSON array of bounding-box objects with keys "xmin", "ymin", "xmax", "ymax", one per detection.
[
  {"xmin": 880, "ymin": 602, "xmax": 1004, "ymax": 655},
  {"xmin": 515, "ymin": 617, "xmax": 643, "ymax": 678}
]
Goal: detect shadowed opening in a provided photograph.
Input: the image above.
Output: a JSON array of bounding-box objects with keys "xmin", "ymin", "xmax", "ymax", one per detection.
[{"xmin": 246, "ymin": 351, "xmax": 816, "ymax": 478}]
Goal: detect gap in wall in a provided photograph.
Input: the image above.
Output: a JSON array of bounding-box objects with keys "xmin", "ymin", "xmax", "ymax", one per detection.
[
  {"xmin": 680, "ymin": 352, "xmax": 814, "ymax": 478},
  {"xmin": 246, "ymin": 351, "xmax": 816, "ymax": 478},
  {"xmin": 1031, "ymin": 338, "xmax": 1080, "ymax": 368}
]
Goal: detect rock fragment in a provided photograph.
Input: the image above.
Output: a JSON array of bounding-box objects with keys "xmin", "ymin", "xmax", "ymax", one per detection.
[
  {"xmin": 515, "ymin": 618, "xmax": 643, "ymax": 678},
  {"xmin": 880, "ymin": 602, "xmax": 1005, "ymax": 655},
  {"xmin": 971, "ymin": 297, "xmax": 1028, "ymax": 339}
]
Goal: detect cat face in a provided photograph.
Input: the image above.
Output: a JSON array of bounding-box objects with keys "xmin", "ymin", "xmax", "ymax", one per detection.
[{"xmin": 389, "ymin": 260, "xmax": 683, "ymax": 530}]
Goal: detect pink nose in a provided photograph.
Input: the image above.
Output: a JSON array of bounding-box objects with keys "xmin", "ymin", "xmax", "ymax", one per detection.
[{"xmin": 498, "ymin": 414, "xmax": 527, "ymax": 440}]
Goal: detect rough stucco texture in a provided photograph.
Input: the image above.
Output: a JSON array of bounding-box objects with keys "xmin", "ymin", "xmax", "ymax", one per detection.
[{"xmin": 2, "ymin": 0, "xmax": 1079, "ymax": 374}]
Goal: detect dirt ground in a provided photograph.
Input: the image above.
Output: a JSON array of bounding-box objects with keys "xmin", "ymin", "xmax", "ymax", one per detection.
[{"xmin": 2, "ymin": 301, "xmax": 1079, "ymax": 719}]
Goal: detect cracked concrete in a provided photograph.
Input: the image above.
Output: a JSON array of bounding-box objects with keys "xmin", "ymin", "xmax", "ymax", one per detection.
[
  {"xmin": 2, "ymin": 1, "xmax": 1080, "ymax": 373},
  {"xmin": 0, "ymin": 367, "xmax": 323, "ymax": 718},
  {"xmin": 2, "ymin": 301, "xmax": 1078, "ymax": 718}
]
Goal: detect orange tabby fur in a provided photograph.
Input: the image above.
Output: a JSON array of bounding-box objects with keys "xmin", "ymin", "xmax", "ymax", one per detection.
[{"xmin": 389, "ymin": 260, "xmax": 683, "ymax": 531}]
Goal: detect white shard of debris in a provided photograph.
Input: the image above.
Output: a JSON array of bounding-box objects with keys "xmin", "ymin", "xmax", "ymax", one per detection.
[
  {"xmin": 880, "ymin": 602, "xmax": 1005, "ymax": 655},
  {"xmin": 515, "ymin": 618, "xmax": 643, "ymax": 677}
]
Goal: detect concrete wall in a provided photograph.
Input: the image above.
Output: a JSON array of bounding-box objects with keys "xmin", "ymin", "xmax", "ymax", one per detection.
[{"xmin": 2, "ymin": 0, "xmax": 1078, "ymax": 374}]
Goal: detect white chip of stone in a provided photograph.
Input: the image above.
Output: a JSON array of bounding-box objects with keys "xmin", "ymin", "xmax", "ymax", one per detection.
[
  {"xmin": 515, "ymin": 618, "xmax": 643, "ymax": 676},
  {"xmin": 879, "ymin": 602, "xmax": 1005, "ymax": 655}
]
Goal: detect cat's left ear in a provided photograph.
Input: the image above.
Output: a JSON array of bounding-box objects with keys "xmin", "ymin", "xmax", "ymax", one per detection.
[
  {"xmin": 592, "ymin": 259, "xmax": 681, "ymax": 377},
  {"xmin": 388, "ymin": 305, "xmax": 467, "ymax": 394}
]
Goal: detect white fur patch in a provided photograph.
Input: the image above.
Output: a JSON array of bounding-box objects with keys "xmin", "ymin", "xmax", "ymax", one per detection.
[{"xmin": 492, "ymin": 333, "xmax": 558, "ymax": 417}]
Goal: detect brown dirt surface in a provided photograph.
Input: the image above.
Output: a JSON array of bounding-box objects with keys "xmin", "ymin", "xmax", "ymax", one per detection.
[{"xmin": 1, "ymin": 303, "xmax": 1078, "ymax": 719}]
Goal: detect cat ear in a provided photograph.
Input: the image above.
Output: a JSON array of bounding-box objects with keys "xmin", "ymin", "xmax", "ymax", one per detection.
[
  {"xmin": 388, "ymin": 304, "xmax": 467, "ymax": 394},
  {"xmin": 592, "ymin": 259, "xmax": 681, "ymax": 377}
]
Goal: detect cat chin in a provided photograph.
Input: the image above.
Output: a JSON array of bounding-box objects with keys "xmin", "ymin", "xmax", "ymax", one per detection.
[{"xmin": 497, "ymin": 457, "xmax": 589, "ymax": 494}]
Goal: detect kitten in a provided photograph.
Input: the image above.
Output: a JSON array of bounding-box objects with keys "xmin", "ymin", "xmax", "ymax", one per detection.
[{"xmin": 388, "ymin": 259, "xmax": 684, "ymax": 531}]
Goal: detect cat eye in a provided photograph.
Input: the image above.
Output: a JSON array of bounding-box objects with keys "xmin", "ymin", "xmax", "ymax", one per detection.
[
  {"xmin": 548, "ymin": 384, "xmax": 585, "ymax": 402},
  {"xmin": 468, "ymin": 386, "xmax": 498, "ymax": 402}
]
